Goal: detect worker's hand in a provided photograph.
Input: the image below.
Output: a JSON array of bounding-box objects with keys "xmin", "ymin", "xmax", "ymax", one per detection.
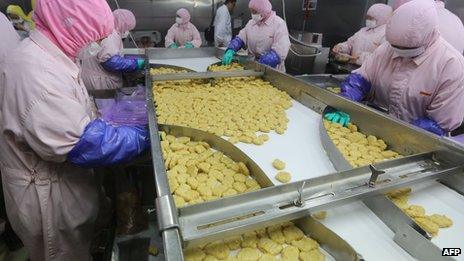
[
  {"xmin": 222, "ymin": 49, "xmax": 236, "ymax": 65},
  {"xmin": 168, "ymin": 43, "xmax": 178, "ymax": 49},
  {"xmin": 324, "ymin": 111, "xmax": 351, "ymax": 127},
  {"xmin": 184, "ymin": 42, "xmax": 194, "ymax": 49},
  {"xmin": 136, "ymin": 59, "xmax": 146, "ymax": 71}
]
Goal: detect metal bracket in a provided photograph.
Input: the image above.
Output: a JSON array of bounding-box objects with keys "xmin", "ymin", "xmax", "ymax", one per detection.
[
  {"xmin": 155, "ymin": 195, "xmax": 180, "ymax": 233},
  {"xmin": 294, "ymin": 181, "xmax": 306, "ymax": 207},
  {"xmin": 368, "ymin": 164, "xmax": 386, "ymax": 188}
]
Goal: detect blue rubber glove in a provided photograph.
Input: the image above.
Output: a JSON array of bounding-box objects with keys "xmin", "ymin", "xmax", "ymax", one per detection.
[
  {"xmin": 412, "ymin": 117, "xmax": 446, "ymax": 136},
  {"xmin": 184, "ymin": 42, "xmax": 194, "ymax": 49},
  {"xmin": 168, "ymin": 43, "xmax": 178, "ymax": 49},
  {"xmin": 227, "ymin": 36, "xmax": 245, "ymax": 52},
  {"xmin": 324, "ymin": 111, "xmax": 351, "ymax": 127},
  {"xmin": 101, "ymin": 55, "xmax": 138, "ymax": 72},
  {"xmin": 136, "ymin": 59, "xmax": 145, "ymax": 71},
  {"xmin": 68, "ymin": 119, "xmax": 150, "ymax": 168},
  {"xmin": 222, "ymin": 49, "xmax": 236, "ymax": 65},
  {"xmin": 340, "ymin": 73, "xmax": 372, "ymax": 102},
  {"xmin": 258, "ymin": 49, "xmax": 281, "ymax": 68}
]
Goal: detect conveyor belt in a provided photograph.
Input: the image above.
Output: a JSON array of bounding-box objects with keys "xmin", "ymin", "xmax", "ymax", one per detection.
[
  {"xmin": 148, "ymin": 57, "xmax": 415, "ymax": 260},
  {"xmin": 148, "ymin": 52, "xmax": 464, "ymax": 261}
]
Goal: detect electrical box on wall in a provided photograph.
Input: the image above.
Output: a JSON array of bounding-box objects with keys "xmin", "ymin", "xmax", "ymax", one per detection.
[{"xmin": 303, "ymin": 0, "xmax": 317, "ymax": 11}]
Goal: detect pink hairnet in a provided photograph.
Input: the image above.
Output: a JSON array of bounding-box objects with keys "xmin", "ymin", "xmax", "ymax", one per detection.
[
  {"xmin": 393, "ymin": 0, "xmax": 412, "ymax": 11},
  {"xmin": 113, "ymin": 9, "xmax": 136, "ymax": 35},
  {"xmin": 249, "ymin": 0, "xmax": 273, "ymax": 17},
  {"xmin": 176, "ymin": 8, "xmax": 191, "ymax": 24},
  {"xmin": 386, "ymin": 0, "xmax": 439, "ymax": 48},
  {"xmin": 367, "ymin": 4, "xmax": 393, "ymax": 26},
  {"xmin": 34, "ymin": 0, "xmax": 114, "ymax": 59}
]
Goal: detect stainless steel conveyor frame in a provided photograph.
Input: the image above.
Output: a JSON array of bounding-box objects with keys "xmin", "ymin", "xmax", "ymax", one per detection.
[{"xmin": 144, "ymin": 48, "xmax": 464, "ymax": 260}]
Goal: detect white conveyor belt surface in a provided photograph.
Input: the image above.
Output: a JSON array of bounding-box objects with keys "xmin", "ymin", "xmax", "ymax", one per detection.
[
  {"xmin": 153, "ymin": 58, "xmax": 462, "ymax": 261},
  {"xmin": 234, "ymin": 99, "xmax": 413, "ymax": 261}
]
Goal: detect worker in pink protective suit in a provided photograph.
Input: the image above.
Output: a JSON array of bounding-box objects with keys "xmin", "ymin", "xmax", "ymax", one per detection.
[
  {"xmin": 222, "ymin": 0, "xmax": 291, "ymax": 71},
  {"xmin": 81, "ymin": 9, "xmax": 145, "ymax": 90},
  {"xmin": 0, "ymin": 0, "xmax": 149, "ymax": 260},
  {"xmin": 326, "ymin": 0, "xmax": 464, "ymax": 136},
  {"xmin": 394, "ymin": 0, "xmax": 464, "ymax": 54},
  {"xmin": 165, "ymin": 8, "xmax": 202, "ymax": 48},
  {"xmin": 333, "ymin": 4, "xmax": 393, "ymax": 66},
  {"xmin": 0, "ymin": 12, "xmax": 20, "ymax": 61}
]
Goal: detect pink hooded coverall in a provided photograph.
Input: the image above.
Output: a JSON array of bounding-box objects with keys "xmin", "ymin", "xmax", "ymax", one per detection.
[
  {"xmin": 0, "ymin": 0, "xmax": 114, "ymax": 260},
  {"xmin": 334, "ymin": 4, "xmax": 393, "ymax": 66},
  {"xmin": 238, "ymin": 0, "xmax": 290, "ymax": 71},
  {"xmin": 394, "ymin": 0, "xmax": 464, "ymax": 54},
  {"xmin": 165, "ymin": 8, "xmax": 202, "ymax": 48},
  {"xmin": 0, "ymin": 12, "xmax": 20, "ymax": 61},
  {"xmin": 81, "ymin": 9, "xmax": 136, "ymax": 90},
  {"xmin": 356, "ymin": 0, "xmax": 464, "ymax": 132}
]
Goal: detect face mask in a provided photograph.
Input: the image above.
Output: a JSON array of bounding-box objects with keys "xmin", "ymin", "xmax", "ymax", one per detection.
[
  {"xmin": 122, "ymin": 31, "xmax": 130, "ymax": 39},
  {"xmin": 251, "ymin": 13, "xmax": 262, "ymax": 22},
  {"xmin": 86, "ymin": 42, "xmax": 102, "ymax": 57},
  {"xmin": 176, "ymin": 17, "xmax": 183, "ymax": 24},
  {"xmin": 392, "ymin": 46, "xmax": 426, "ymax": 58},
  {"xmin": 366, "ymin": 19, "xmax": 377, "ymax": 29}
]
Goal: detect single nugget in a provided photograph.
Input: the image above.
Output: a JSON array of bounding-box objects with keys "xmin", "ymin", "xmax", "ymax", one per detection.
[
  {"xmin": 268, "ymin": 229, "xmax": 286, "ymax": 244},
  {"xmin": 257, "ymin": 237, "xmax": 283, "ymax": 255},
  {"xmin": 275, "ymin": 172, "xmax": 291, "ymax": 183},
  {"xmin": 272, "ymin": 159, "xmax": 286, "ymax": 170},
  {"xmin": 291, "ymin": 237, "xmax": 319, "ymax": 252},
  {"xmin": 281, "ymin": 245, "xmax": 300, "ymax": 260},
  {"xmin": 283, "ymin": 225, "xmax": 305, "ymax": 242}
]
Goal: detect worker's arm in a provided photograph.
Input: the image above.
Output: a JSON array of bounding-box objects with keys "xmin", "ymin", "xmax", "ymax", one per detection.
[
  {"xmin": 165, "ymin": 25, "xmax": 177, "ymax": 48},
  {"xmin": 424, "ymin": 58, "xmax": 464, "ymax": 133},
  {"xmin": 333, "ymin": 32, "xmax": 358, "ymax": 54},
  {"xmin": 101, "ymin": 55, "xmax": 144, "ymax": 72},
  {"xmin": 190, "ymin": 24, "xmax": 202, "ymax": 48},
  {"xmin": 97, "ymin": 32, "xmax": 144, "ymax": 72},
  {"xmin": 259, "ymin": 20, "xmax": 291, "ymax": 68},
  {"xmin": 21, "ymin": 72, "xmax": 149, "ymax": 166},
  {"xmin": 67, "ymin": 119, "xmax": 149, "ymax": 168}
]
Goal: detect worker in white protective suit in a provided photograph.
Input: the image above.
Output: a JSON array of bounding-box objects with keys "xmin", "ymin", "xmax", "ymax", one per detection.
[
  {"xmin": 0, "ymin": 0, "xmax": 149, "ymax": 260},
  {"xmin": 214, "ymin": 0, "xmax": 237, "ymax": 47}
]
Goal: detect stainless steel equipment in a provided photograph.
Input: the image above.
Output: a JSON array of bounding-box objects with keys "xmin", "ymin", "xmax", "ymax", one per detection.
[{"xmin": 145, "ymin": 48, "xmax": 464, "ymax": 260}]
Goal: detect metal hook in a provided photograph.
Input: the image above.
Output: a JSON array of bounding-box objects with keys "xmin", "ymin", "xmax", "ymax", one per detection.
[{"xmin": 368, "ymin": 165, "xmax": 385, "ymax": 188}]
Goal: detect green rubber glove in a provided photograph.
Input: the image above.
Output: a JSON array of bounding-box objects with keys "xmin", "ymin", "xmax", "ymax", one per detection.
[
  {"xmin": 222, "ymin": 49, "xmax": 236, "ymax": 65},
  {"xmin": 324, "ymin": 111, "xmax": 351, "ymax": 127},
  {"xmin": 168, "ymin": 43, "xmax": 178, "ymax": 49},
  {"xmin": 184, "ymin": 42, "xmax": 194, "ymax": 49},
  {"xmin": 136, "ymin": 59, "xmax": 145, "ymax": 71}
]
